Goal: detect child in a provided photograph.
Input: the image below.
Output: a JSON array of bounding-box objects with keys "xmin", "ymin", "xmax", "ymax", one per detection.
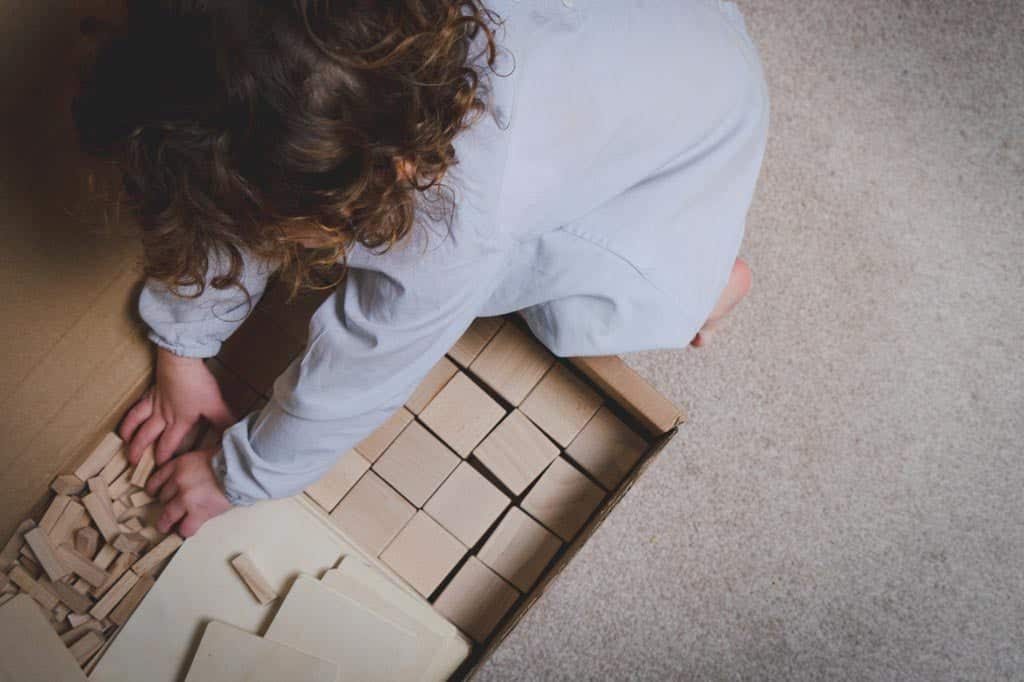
[{"xmin": 73, "ymin": 0, "xmax": 768, "ymax": 537}]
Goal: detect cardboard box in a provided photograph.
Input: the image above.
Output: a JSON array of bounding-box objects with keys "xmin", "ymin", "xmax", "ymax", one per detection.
[{"xmin": 0, "ymin": 5, "xmax": 684, "ymax": 673}]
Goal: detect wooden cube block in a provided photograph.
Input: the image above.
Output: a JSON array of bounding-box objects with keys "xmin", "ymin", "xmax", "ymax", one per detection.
[
  {"xmin": 432, "ymin": 556, "xmax": 519, "ymax": 643},
  {"xmin": 477, "ymin": 507, "xmax": 562, "ymax": 592},
  {"xmin": 217, "ymin": 307, "xmax": 305, "ymax": 394},
  {"xmin": 305, "ymin": 450, "xmax": 370, "ymax": 512},
  {"xmin": 420, "ymin": 373, "xmax": 505, "ymax": 457},
  {"xmin": 520, "ymin": 458, "xmax": 605, "ymax": 541},
  {"xmin": 329, "ymin": 472, "xmax": 415, "ymax": 556},
  {"xmin": 448, "ymin": 316, "xmax": 504, "ymax": 368},
  {"xmin": 565, "ymin": 406, "xmax": 648, "ymax": 490},
  {"xmin": 468, "ymin": 323, "xmax": 554, "ymax": 405},
  {"xmin": 353, "ymin": 407, "xmax": 414, "ymax": 463},
  {"xmin": 472, "ymin": 410, "xmax": 559, "ymax": 495},
  {"xmin": 405, "ymin": 356, "xmax": 459, "ymax": 414},
  {"xmin": 424, "ymin": 462, "xmax": 510, "ymax": 547},
  {"xmin": 520, "ymin": 364, "xmax": 603, "ymax": 447},
  {"xmin": 380, "ymin": 512, "xmax": 466, "ymax": 598},
  {"xmin": 373, "ymin": 422, "xmax": 460, "ymax": 507}
]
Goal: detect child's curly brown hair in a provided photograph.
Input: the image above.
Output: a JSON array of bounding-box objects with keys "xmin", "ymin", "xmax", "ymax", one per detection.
[{"xmin": 73, "ymin": 0, "xmax": 503, "ymax": 305}]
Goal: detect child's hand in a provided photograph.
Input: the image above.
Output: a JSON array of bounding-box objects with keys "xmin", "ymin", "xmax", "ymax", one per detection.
[
  {"xmin": 147, "ymin": 447, "xmax": 233, "ymax": 538},
  {"xmin": 119, "ymin": 348, "xmax": 236, "ymax": 468}
]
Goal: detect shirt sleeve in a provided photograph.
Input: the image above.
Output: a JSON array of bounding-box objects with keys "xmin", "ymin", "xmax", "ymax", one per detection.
[
  {"xmin": 138, "ymin": 245, "xmax": 278, "ymax": 358},
  {"xmin": 212, "ymin": 231, "xmax": 508, "ymax": 505}
]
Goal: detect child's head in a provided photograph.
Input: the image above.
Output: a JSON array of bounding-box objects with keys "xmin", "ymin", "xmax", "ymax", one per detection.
[{"xmin": 73, "ymin": 1, "xmax": 500, "ymax": 299}]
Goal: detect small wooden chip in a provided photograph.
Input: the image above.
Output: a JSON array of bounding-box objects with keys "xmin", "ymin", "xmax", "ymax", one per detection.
[
  {"xmin": 55, "ymin": 545, "xmax": 109, "ymax": 587},
  {"xmin": 52, "ymin": 580, "xmax": 94, "ymax": 615},
  {"xmin": 108, "ymin": 574, "xmax": 154, "ymax": 626},
  {"xmin": 90, "ymin": 570, "xmax": 139, "ymax": 620},
  {"xmin": 8, "ymin": 564, "xmax": 60, "ymax": 611},
  {"xmin": 75, "ymin": 527, "xmax": 100, "ymax": 559},
  {"xmin": 129, "ymin": 445, "xmax": 156, "ymax": 487},
  {"xmin": 23, "ymin": 528, "xmax": 69, "ymax": 582},
  {"xmin": 82, "ymin": 492, "xmax": 120, "ymax": 542},
  {"xmin": 50, "ymin": 474, "xmax": 86, "ymax": 496},
  {"xmin": 38, "ymin": 495, "xmax": 72, "ymax": 534},
  {"xmin": 0, "ymin": 519, "xmax": 35, "ymax": 570},
  {"xmin": 130, "ymin": 534, "xmax": 183, "ymax": 576},
  {"xmin": 129, "ymin": 490, "xmax": 154, "ymax": 508},
  {"xmin": 230, "ymin": 553, "xmax": 278, "ymax": 605},
  {"xmin": 112, "ymin": 533, "xmax": 148, "ymax": 554},
  {"xmin": 69, "ymin": 630, "xmax": 105, "ymax": 664}
]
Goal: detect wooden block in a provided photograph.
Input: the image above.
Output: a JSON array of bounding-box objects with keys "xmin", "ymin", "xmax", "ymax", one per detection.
[
  {"xmin": 205, "ymin": 356, "xmax": 261, "ymax": 419},
  {"xmin": 99, "ymin": 449, "xmax": 129, "ymax": 484},
  {"xmin": 468, "ymin": 322, "xmax": 555, "ymax": 405},
  {"xmin": 74, "ymin": 432, "xmax": 123, "ymax": 482},
  {"xmin": 137, "ymin": 525, "xmax": 166, "ymax": 545},
  {"xmin": 0, "ymin": 519, "xmax": 35, "ymax": 570},
  {"xmin": 424, "ymin": 462, "xmax": 510, "ymax": 547},
  {"xmin": 108, "ymin": 574, "xmax": 155, "ymax": 626},
  {"xmin": 230, "ymin": 554, "xmax": 278, "ymax": 606},
  {"xmin": 129, "ymin": 490, "xmax": 155, "ymax": 508},
  {"xmin": 432, "ymin": 556, "xmax": 520, "ymax": 643},
  {"xmin": 521, "ymin": 457, "xmax": 606, "ymax": 541},
  {"xmin": 419, "ymin": 373, "xmax": 506, "ymax": 457},
  {"xmin": 24, "ymin": 527, "xmax": 69, "ymax": 582},
  {"xmin": 69, "ymin": 630, "xmax": 105, "ymax": 664},
  {"xmin": 93, "ymin": 551, "xmax": 135, "ymax": 599},
  {"xmin": 129, "ymin": 445, "xmax": 156, "ymax": 487},
  {"xmin": 520, "ymin": 363, "xmax": 603, "ymax": 447},
  {"xmin": 305, "ymin": 450, "xmax": 370, "ymax": 512},
  {"xmin": 50, "ymin": 474, "xmax": 86, "ymax": 496},
  {"xmin": 379, "ymin": 512, "xmax": 466, "ymax": 598},
  {"xmin": 52, "ymin": 580, "xmax": 94, "ymax": 615},
  {"xmin": 405, "ymin": 356, "xmax": 459, "ymax": 414},
  {"xmin": 329, "ymin": 472, "xmax": 415, "ymax": 556},
  {"xmin": 448, "ymin": 316, "xmax": 504, "ymax": 368},
  {"xmin": 472, "ymin": 409, "xmax": 560, "ymax": 495},
  {"xmin": 565, "ymin": 405, "xmax": 648, "ymax": 490},
  {"xmin": 82, "ymin": 492, "xmax": 120, "ymax": 542},
  {"xmin": 185, "ymin": 620, "xmax": 338, "ymax": 682},
  {"xmin": 19, "ymin": 554, "xmax": 42, "ymax": 579},
  {"xmin": 113, "ymin": 533, "xmax": 148, "ymax": 554},
  {"xmin": 373, "ymin": 422, "xmax": 460, "ymax": 506},
  {"xmin": 353, "ymin": 407, "xmax": 415, "ymax": 463},
  {"xmin": 39, "ymin": 495, "xmax": 72, "ymax": 534},
  {"xmin": 90, "ymin": 569, "xmax": 139, "ymax": 619},
  {"xmin": 52, "ymin": 603, "xmax": 71, "ymax": 629},
  {"xmin": 478, "ymin": 507, "xmax": 562, "ymax": 592},
  {"xmin": 9, "ymin": 565, "xmax": 60, "ymax": 611},
  {"xmin": 87, "ymin": 475, "xmax": 111, "ymax": 499},
  {"xmin": 568, "ymin": 354, "xmax": 683, "ymax": 436},
  {"xmin": 74, "ymin": 528, "xmax": 100, "ymax": 559},
  {"xmin": 92, "ymin": 544, "xmax": 119, "ymax": 571},
  {"xmin": 130, "ymin": 534, "xmax": 183, "ymax": 577},
  {"xmin": 0, "ymin": 594, "xmax": 89, "ymax": 682},
  {"xmin": 107, "ymin": 467, "xmax": 134, "ymax": 500},
  {"xmin": 60, "ymin": 617, "xmax": 104, "ymax": 644},
  {"xmin": 117, "ymin": 505, "xmax": 150, "ymax": 522},
  {"xmin": 55, "ymin": 546, "xmax": 110, "ymax": 588},
  {"xmin": 49, "ymin": 501, "xmax": 89, "ymax": 546}
]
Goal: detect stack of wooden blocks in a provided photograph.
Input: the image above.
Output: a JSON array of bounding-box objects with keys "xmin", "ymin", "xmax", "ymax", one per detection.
[
  {"xmin": 306, "ymin": 315, "xmax": 652, "ymax": 645},
  {"xmin": 0, "ymin": 433, "xmax": 184, "ymax": 675}
]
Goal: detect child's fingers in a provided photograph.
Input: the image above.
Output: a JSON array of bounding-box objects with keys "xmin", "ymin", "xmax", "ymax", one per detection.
[
  {"xmin": 119, "ymin": 390, "xmax": 154, "ymax": 443},
  {"xmin": 128, "ymin": 415, "xmax": 166, "ymax": 465},
  {"xmin": 177, "ymin": 512, "xmax": 206, "ymax": 539},
  {"xmin": 157, "ymin": 498, "xmax": 186, "ymax": 534},
  {"xmin": 158, "ymin": 480, "xmax": 180, "ymax": 505},
  {"xmin": 146, "ymin": 459, "xmax": 176, "ymax": 497},
  {"xmin": 155, "ymin": 421, "xmax": 192, "ymax": 465}
]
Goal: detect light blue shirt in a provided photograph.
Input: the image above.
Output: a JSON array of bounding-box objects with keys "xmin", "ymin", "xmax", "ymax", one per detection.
[{"xmin": 138, "ymin": 0, "xmax": 769, "ymax": 504}]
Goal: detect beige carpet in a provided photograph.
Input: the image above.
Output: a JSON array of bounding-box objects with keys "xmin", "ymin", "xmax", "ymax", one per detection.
[{"xmin": 479, "ymin": 1, "xmax": 1024, "ymax": 679}]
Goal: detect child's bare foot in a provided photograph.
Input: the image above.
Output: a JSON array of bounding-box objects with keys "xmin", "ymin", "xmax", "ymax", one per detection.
[{"xmin": 690, "ymin": 258, "xmax": 752, "ymax": 348}]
